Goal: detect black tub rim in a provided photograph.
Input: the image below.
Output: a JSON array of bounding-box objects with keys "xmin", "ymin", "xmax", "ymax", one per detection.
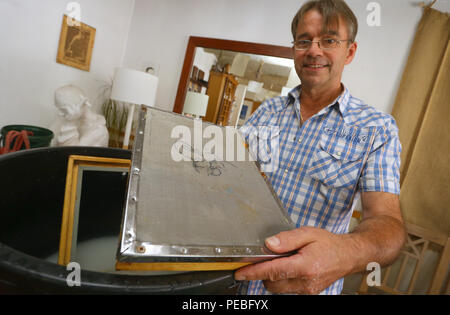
[
  {"xmin": 0, "ymin": 146, "xmax": 236, "ymax": 294},
  {"xmin": 0, "ymin": 242, "xmax": 235, "ymax": 294}
]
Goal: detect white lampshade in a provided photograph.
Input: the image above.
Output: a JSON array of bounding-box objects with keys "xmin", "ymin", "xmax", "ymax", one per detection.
[
  {"xmin": 110, "ymin": 67, "xmax": 158, "ymax": 149},
  {"xmin": 110, "ymin": 67, "xmax": 158, "ymax": 107},
  {"xmin": 183, "ymin": 92, "xmax": 209, "ymax": 117}
]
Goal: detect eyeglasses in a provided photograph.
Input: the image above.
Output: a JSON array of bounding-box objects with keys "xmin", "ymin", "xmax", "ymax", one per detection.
[{"xmin": 292, "ymin": 38, "xmax": 352, "ymax": 51}]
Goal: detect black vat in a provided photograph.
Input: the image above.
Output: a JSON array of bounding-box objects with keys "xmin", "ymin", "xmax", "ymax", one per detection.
[{"xmin": 0, "ymin": 146, "xmax": 236, "ymax": 294}]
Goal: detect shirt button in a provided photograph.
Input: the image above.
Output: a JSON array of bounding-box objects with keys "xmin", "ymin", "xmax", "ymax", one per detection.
[
  {"xmin": 336, "ymin": 151, "xmax": 342, "ymax": 156},
  {"xmin": 284, "ymin": 169, "xmax": 288, "ymax": 173}
]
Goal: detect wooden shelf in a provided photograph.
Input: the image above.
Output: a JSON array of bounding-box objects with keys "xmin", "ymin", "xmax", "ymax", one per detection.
[{"xmin": 204, "ymin": 71, "xmax": 238, "ymax": 126}]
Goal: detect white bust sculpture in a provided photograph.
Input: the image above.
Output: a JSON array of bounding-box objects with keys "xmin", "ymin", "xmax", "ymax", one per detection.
[{"xmin": 51, "ymin": 85, "xmax": 109, "ymax": 147}]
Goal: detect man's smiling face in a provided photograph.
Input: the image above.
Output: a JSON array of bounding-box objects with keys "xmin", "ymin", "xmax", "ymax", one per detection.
[{"xmin": 293, "ymin": 9, "xmax": 357, "ymax": 91}]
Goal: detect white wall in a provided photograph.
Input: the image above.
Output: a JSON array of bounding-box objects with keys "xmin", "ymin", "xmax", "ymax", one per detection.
[
  {"xmin": 0, "ymin": 0, "xmax": 135, "ymax": 130},
  {"xmin": 2, "ymin": 1, "xmax": 449, "ymax": 131},
  {"xmin": 123, "ymin": 0, "xmax": 450, "ymax": 114}
]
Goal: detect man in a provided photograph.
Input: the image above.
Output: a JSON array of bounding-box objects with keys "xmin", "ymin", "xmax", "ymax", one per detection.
[{"xmin": 236, "ymin": 0, "xmax": 405, "ymax": 295}]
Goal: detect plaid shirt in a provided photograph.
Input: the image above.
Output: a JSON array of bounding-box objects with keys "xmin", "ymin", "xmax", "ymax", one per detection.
[{"xmin": 238, "ymin": 85, "xmax": 401, "ymax": 295}]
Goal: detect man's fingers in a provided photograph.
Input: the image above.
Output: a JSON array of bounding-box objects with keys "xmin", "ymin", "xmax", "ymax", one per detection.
[
  {"xmin": 265, "ymin": 227, "xmax": 320, "ymax": 254},
  {"xmin": 263, "ymin": 278, "xmax": 307, "ymax": 295},
  {"xmin": 235, "ymin": 254, "xmax": 303, "ymax": 282},
  {"xmin": 263, "ymin": 278, "xmax": 322, "ymax": 295},
  {"xmin": 263, "ymin": 279, "xmax": 296, "ymax": 294}
]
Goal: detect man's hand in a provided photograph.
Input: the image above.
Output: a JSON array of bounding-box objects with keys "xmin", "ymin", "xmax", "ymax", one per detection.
[
  {"xmin": 234, "ymin": 227, "xmax": 354, "ymax": 295},
  {"xmin": 234, "ymin": 192, "xmax": 405, "ymax": 295}
]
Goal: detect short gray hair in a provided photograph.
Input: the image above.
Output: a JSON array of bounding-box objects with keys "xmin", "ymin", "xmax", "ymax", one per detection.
[{"xmin": 291, "ymin": 0, "xmax": 358, "ymax": 42}]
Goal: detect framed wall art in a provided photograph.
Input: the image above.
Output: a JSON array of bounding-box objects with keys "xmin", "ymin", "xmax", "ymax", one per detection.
[{"xmin": 56, "ymin": 15, "xmax": 96, "ymax": 71}]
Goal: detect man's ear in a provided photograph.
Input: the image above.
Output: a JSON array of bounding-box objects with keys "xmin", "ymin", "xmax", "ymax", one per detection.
[{"xmin": 345, "ymin": 41, "xmax": 357, "ymax": 65}]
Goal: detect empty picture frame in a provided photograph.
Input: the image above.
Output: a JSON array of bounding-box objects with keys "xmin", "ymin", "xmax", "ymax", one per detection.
[
  {"xmin": 58, "ymin": 155, "xmax": 131, "ymax": 266},
  {"xmin": 116, "ymin": 106, "xmax": 294, "ymax": 271}
]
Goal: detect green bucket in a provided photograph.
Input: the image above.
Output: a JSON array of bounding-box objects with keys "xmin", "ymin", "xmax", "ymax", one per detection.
[{"xmin": 1, "ymin": 125, "xmax": 54, "ymax": 150}]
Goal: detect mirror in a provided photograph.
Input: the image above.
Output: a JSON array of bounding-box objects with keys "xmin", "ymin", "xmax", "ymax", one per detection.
[{"xmin": 173, "ymin": 37, "xmax": 298, "ymax": 128}]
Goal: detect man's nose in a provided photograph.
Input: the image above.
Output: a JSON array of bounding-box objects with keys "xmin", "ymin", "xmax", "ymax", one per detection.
[{"xmin": 306, "ymin": 41, "xmax": 324, "ymax": 56}]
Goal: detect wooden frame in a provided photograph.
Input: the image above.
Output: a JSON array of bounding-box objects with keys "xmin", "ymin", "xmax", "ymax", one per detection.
[
  {"xmin": 56, "ymin": 15, "xmax": 96, "ymax": 71},
  {"xmin": 115, "ymin": 106, "xmax": 294, "ymax": 271},
  {"xmin": 116, "ymin": 261, "xmax": 251, "ymax": 272},
  {"xmin": 358, "ymin": 222, "xmax": 450, "ymax": 295},
  {"xmin": 173, "ymin": 36, "xmax": 293, "ymax": 114},
  {"xmin": 58, "ymin": 155, "xmax": 131, "ymax": 266}
]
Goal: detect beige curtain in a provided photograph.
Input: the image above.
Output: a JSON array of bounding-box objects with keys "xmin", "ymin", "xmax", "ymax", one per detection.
[{"xmin": 391, "ymin": 7, "xmax": 450, "ymax": 236}]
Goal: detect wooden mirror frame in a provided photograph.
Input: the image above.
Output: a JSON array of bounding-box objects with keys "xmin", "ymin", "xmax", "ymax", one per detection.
[{"xmin": 173, "ymin": 36, "xmax": 294, "ymax": 114}]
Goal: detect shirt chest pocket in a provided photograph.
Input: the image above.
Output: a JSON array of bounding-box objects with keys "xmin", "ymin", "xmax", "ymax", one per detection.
[{"xmin": 306, "ymin": 129, "xmax": 373, "ymax": 189}]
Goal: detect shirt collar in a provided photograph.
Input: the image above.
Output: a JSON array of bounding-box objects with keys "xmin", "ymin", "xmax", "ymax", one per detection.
[{"xmin": 286, "ymin": 84, "xmax": 351, "ymax": 119}]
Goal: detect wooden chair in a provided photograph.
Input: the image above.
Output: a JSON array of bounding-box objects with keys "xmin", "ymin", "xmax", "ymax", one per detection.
[{"xmin": 358, "ymin": 222, "xmax": 449, "ymax": 295}]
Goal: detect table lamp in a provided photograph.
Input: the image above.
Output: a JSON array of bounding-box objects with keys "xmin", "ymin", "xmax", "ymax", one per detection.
[
  {"xmin": 182, "ymin": 91, "xmax": 209, "ymax": 118},
  {"xmin": 110, "ymin": 67, "xmax": 158, "ymax": 149}
]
